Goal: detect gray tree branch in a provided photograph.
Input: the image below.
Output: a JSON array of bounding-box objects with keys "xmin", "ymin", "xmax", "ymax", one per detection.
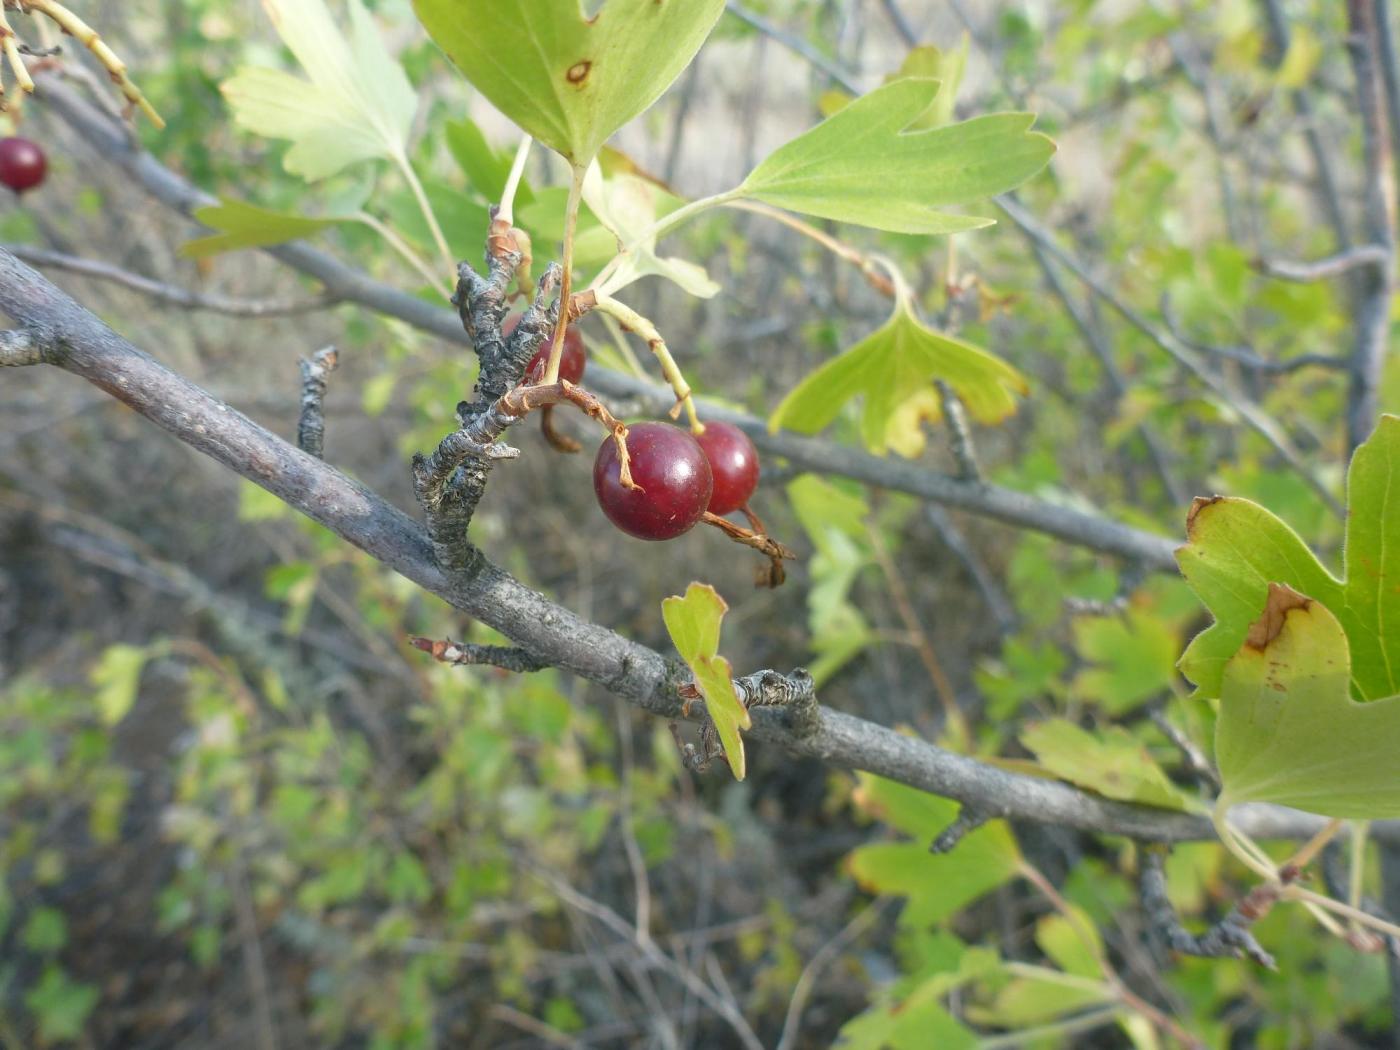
[
  {"xmin": 4, "ymin": 246, "xmax": 1389, "ymax": 847},
  {"xmin": 32, "ymin": 73, "xmax": 1180, "ymax": 573}
]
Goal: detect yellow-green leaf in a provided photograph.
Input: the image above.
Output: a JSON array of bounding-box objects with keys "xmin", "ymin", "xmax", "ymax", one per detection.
[
  {"xmin": 661, "ymin": 583, "xmax": 750, "ymax": 780},
  {"xmin": 769, "ymin": 301, "xmax": 1027, "ymax": 455},
  {"xmin": 1020, "ymin": 719, "xmax": 1194, "ymax": 811},
  {"xmin": 412, "ymin": 0, "xmax": 726, "ymax": 165},
  {"xmin": 91, "ymin": 644, "xmax": 149, "ymax": 726},
  {"xmin": 224, "ymin": 0, "xmax": 417, "ymax": 181},
  {"xmin": 182, "ymin": 198, "xmax": 343, "ymax": 258},
  {"xmin": 737, "ymin": 78, "xmax": 1054, "ymax": 234}
]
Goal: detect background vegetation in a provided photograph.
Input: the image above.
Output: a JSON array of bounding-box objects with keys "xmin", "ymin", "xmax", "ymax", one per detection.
[{"xmin": 3, "ymin": 0, "xmax": 1400, "ymax": 1046}]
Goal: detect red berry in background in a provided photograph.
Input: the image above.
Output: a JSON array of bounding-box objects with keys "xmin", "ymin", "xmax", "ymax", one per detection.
[
  {"xmin": 502, "ymin": 313, "xmax": 586, "ymax": 384},
  {"xmin": 0, "ymin": 137, "xmax": 46, "ymax": 193},
  {"xmin": 695, "ymin": 421, "xmax": 760, "ymax": 516},
  {"xmin": 593, "ymin": 422, "xmax": 713, "ymax": 541}
]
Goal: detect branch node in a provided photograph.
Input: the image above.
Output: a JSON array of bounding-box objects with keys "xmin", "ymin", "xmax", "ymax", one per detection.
[
  {"xmin": 935, "ymin": 380, "xmax": 981, "ymax": 482},
  {"xmin": 1139, "ymin": 846, "xmax": 1277, "ymax": 969},
  {"xmin": 296, "ymin": 345, "xmax": 338, "ymax": 459},
  {"xmin": 930, "ymin": 806, "xmax": 991, "ymax": 854},
  {"xmin": 409, "ymin": 636, "xmax": 549, "ymax": 673}
]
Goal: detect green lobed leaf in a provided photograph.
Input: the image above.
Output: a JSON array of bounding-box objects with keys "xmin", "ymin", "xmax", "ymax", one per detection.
[
  {"xmin": 661, "ymin": 583, "xmax": 750, "ymax": 780},
  {"xmin": 770, "ymin": 301, "xmax": 1028, "ymax": 456},
  {"xmin": 1020, "ymin": 719, "xmax": 1194, "ymax": 811},
  {"xmin": 182, "ymin": 198, "xmax": 344, "ymax": 258},
  {"xmin": 1215, "ymin": 584, "xmax": 1400, "ymax": 818},
  {"xmin": 223, "ymin": 0, "xmax": 416, "ymax": 181},
  {"xmin": 1071, "ymin": 606, "xmax": 1180, "ymax": 714},
  {"xmin": 1178, "ymin": 414, "xmax": 1400, "ymax": 701},
  {"xmin": 738, "ymin": 78, "xmax": 1054, "ymax": 234},
  {"xmin": 849, "ymin": 773, "xmax": 1022, "ymax": 927},
  {"xmin": 787, "ymin": 476, "xmax": 877, "ymax": 685},
  {"xmin": 412, "ymin": 0, "xmax": 726, "ymax": 165}
]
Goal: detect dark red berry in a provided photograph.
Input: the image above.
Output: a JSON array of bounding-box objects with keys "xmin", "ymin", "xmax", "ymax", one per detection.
[
  {"xmin": 503, "ymin": 313, "xmax": 586, "ymax": 384},
  {"xmin": 0, "ymin": 137, "xmax": 46, "ymax": 193},
  {"xmin": 593, "ymin": 422, "xmax": 713, "ymax": 541},
  {"xmin": 695, "ymin": 421, "xmax": 760, "ymax": 516}
]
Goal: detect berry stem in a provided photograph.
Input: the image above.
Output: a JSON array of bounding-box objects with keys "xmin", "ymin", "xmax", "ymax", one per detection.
[
  {"xmin": 497, "ymin": 134, "xmax": 533, "ymax": 228},
  {"xmin": 21, "ymin": 0, "xmax": 163, "ymax": 126},
  {"xmin": 700, "ymin": 511, "xmax": 795, "ymax": 587},
  {"xmin": 591, "ymin": 293, "xmax": 702, "ymax": 432},
  {"xmin": 0, "ymin": 7, "xmax": 34, "ymax": 95},
  {"xmin": 542, "ymin": 163, "xmax": 586, "ymax": 385}
]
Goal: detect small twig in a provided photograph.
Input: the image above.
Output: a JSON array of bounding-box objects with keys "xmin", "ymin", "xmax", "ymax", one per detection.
[
  {"xmin": 1139, "ymin": 846, "xmax": 1277, "ymax": 968},
  {"xmin": 930, "ymin": 805, "xmax": 990, "ymax": 853},
  {"xmin": 0, "ymin": 326, "xmax": 48, "ymax": 366},
  {"xmin": 533, "ymin": 867, "xmax": 766, "ymax": 1050},
  {"xmin": 724, "ymin": 0, "xmax": 862, "ymax": 95},
  {"xmin": 613, "ymin": 699, "xmax": 655, "ymax": 946},
  {"xmin": 1159, "ymin": 292, "xmax": 1348, "ymax": 375},
  {"xmin": 3, "ymin": 245, "xmax": 341, "ymax": 316},
  {"xmin": 775, "ymin": 897, "xmax": 892, "ymax": 1050},
  {"xmin": 488, "ymin": 1005, "xmax": 582, "ymax": 1049},
  {"xmin": 924, "ymin": 505, "xmax": 1018, "ymax": 636},
  {"xmin": 1344, "ymin": 0, "xmax": 1397, "ymax": 452},
  {"xmin": 879, "ymin": 0, "xmax": 920, "ymax": 45},
  {"xmin": 408, "ymin": 636, "xmax": 549, "ymax": 673},
  {"xmin": 868, "ymin": 526, "xmax": 968, "ymax": 743},
  {"xmin": 999, "ymin": 193, "xmax": 1343, "ymax": 516},
  {"xmin": 935, "ymin": 379, "xmax": 982, "ymax": 482},
  {"xmin": 1148, "ymin": 709, "xmax": 1220, "ymax": 791},
  {"xmin": 1254, "ymin": 245, "xmax": 1392, "ymax": 282},
  {"xmin": 296, "ymin": 345, "xmax": 338, "ymax": 459}
]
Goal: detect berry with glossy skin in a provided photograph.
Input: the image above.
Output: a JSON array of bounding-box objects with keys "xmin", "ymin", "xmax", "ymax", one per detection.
[
  {"xmin": 593, "ymin": 422, "xmax": 713, "ymax": 541},
  {"xmin": 0, "ymin": 137, "xmax": 46, "ymax": 193},
  {"xmin": 502, "ymin": 313, "xmax": 586, "ymax": 384},
  {"xmin": 695, "ymin": 421, "xmax": 760, "ymax": 515}
]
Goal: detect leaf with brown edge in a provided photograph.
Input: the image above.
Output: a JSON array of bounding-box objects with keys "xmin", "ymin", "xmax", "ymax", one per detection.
[
  {"xmin": 1215, "ymin": 583, "xmax": 1400, "ymax": 818},
  {"xmin": 1176, "ymin": 416, "xmax": 1400, "ymax": 701}
]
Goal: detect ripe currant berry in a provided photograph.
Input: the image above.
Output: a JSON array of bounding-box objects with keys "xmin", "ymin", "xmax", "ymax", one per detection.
[
  {"xmin": 502, "ymin": 313, "xmax": 586, "ymax": 385},
  {"xmin": 593, "ymin": 422, "xmax": 713, "ymax": 541},
  {"xmin": 695, "ymin": 421, "xmax": 760, "ymax": 516},
  {"xmin": 0, "ymin": 137, "xmax": 46, "ymax": 193}
]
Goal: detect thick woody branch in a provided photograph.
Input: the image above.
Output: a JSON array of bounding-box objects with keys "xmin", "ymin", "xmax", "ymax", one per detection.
[
  {"xmin": 7, "ymin": 247, "xmax": 1380, "ymax": 846},
  {"xmin": 34, "ymin": 74, "xmax": 1180, "ymax": 573}
]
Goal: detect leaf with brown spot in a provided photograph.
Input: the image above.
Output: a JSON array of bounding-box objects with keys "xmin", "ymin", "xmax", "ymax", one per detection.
[
  {"xmin": 1177, "ymin": 415, "xmax": 1400, "ymax": 701},
  {"xmin": 412, "ymin": 0, "xmax": 725, "ymax": 165},
  {"xmin": 1216, "ymin": 583, "xmax": 1400, "ymax": 818}
]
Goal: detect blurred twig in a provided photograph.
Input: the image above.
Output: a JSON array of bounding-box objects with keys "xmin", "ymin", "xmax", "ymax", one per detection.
[{"xmin": 3, "ymin": 244, "xmax": 341, "ymax": 316}]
